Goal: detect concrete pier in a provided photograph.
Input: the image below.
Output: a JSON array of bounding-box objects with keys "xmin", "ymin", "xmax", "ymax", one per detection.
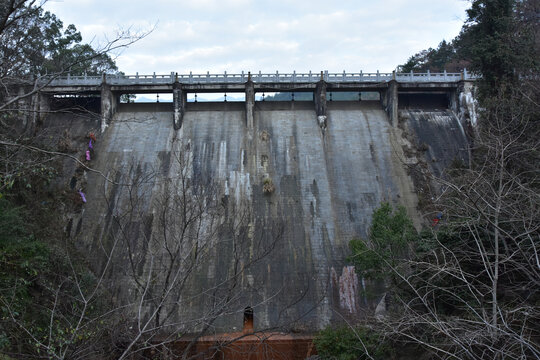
[
  {"xmin": 382, "ymin": 80, "xmax": 398, "ymax": 126},
  {"xmin": 100, "ymin": 78, "xmax": 117, "ymax": 132},
  {"xmin": 173, "ymin": 81, "xmax": 186, "ymax": 130},
  {"xmin": 245, "ymin": 78, "xmax": 255, "ymax": 130},
  {"xmin": 315, "ymin": 78, "xmax": 328, "ymax": 130}
]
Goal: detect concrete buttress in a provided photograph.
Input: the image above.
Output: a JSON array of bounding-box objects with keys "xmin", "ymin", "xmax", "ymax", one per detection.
[
  {"xmin": 314, "ymin": 80, "xmax": 327, "ymax": 130},
  {"xmin": 25, "ymin": 91, "xmax": 50, "ymax": 134},
  {"xmin": 382, "ymin": 80, "xmax": 398, "ymax": 127},
  {"xmin": 173, "ymin": 81, "xmax": 186, "ymax": 130},
  {"xmin": 100, "ymin": 78, "xmax": 117, "ymax": 132},
  {"xmin": 245, "ymin": 79, "xmax": 255, "ymax": 130}
]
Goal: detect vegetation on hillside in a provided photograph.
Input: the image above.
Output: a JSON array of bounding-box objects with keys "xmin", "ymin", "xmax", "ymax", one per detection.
[
  {"xmin": 0, "ymin": 1, "xmax": 145, "ymax": 358},
  {"xmin": 319, "ymin": 0, "xmax": 539, "ymax": 359},
  {"xmin": 398, "ymin": 0, "xmax": 539, "ymax": 78},
  {"xmin": 1, "ymin": 4, "xmax": 284, "ymax": 359},
  {"xmin": 397, "ymin": 39, "xmax": 468, "ymax": 73},
  {"xmin": 0, "ymin": 3, "xmax": 117, "ymax": 77}
]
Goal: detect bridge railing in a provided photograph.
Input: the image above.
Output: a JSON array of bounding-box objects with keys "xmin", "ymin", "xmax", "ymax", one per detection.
[{"xmin": 42, "ymin": 70, "xmax": 476, "ymax": 86}]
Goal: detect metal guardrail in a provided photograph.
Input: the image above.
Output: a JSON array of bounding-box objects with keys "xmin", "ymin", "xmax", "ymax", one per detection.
[{"xmin": 43, "ymin": 70, "xmax": 476, "ymax": 86}]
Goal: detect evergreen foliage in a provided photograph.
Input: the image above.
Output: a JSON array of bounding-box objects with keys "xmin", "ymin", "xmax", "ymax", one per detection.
[
  {"xmin": 398, "ymin": 39, "xmax": 466, "ymax": 73},
  {"xmin": 348, "ymin": 202, "xmax": 416, "ymax": 280},
  {"xmin": 0, "ymin": 198, "xmax": 49, "ymax": 347},
  {"xmin": 314, "ymin": 326, "xmax": 392, "ymax": 360},
  {"xmin": 0, "ymin": 2, "xmax": 122, "ymax": 358},
  {"xmin": 329, "ymin": 1, "xmax": 540, "ymax": 358},
  {"xmin": 397, "ymin": 0, "xmax": 539, "ymax": 85},
  {"xmin": 0, "ymin": 4, "xmax": 117, "ymax": 76}
]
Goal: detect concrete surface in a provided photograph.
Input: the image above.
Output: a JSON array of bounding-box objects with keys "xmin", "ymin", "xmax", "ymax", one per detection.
[{"xmin": 55, "ymin": 99, "xmax": 467, "ymax": 334}]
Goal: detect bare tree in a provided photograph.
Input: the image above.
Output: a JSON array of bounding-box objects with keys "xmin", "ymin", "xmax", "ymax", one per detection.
[
  {"xmin": 74, "ymin": 141, "xmax": 285, "ymax": 359},
  {"xmin": 0, "ymin": 2, "xmax": 153, "ymax": 358},
  {"xmin": 1, "ymin": 137, "xmax": 288, "ymax": 359},
  {"xmin": 0, "ymin": 0, "xmax": 150, "ymax": 196},
  {"xmin": 347, "ymin": 84, "xmax": 540, "ymax": 359}
]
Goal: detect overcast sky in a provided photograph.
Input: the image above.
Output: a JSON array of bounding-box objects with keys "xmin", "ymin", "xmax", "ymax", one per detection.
[{"xmin": 44, "ymin": 0, "xmax": 470, "ymax": 76}]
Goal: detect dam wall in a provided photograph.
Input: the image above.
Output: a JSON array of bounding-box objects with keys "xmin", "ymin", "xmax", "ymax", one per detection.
[{"xmin": 45, "ymin": 93, "xmax": 470, "ymax": 334}]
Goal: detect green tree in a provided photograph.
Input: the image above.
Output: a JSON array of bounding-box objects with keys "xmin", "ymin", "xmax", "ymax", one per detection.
[
  {"xmin": 456, "ymin": 0, "xmax": 539, "ymax": 96},
  {"xmin": 0, "ymin": 2, "xmax": 147, "ymax": 358},
  {"xmin": 376, "ymin": 2, "xmax": 540, "ymax": 358},
  {"xmin": 397, "ymin": 40, "xmax": 461, "ymax": 73},
  {"xmin": 0, "ymin": 198, "xmax": 48, "ymax": 332},
  {"xmin": 348, "ymin": 202, "xmax": 416, "ymax": 281},
  {"xmin": 314, "ymin": 326, "xmax": 392, "ymax": 360},
  {"xmin": 0, "ymin": 4, "xmax": 117, "ymax": 77}
]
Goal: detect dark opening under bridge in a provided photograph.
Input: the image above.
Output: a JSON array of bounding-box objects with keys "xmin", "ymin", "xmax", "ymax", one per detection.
[{"xmin": 33, "ymin": 70, "xmax": 476, "ymax": 132}]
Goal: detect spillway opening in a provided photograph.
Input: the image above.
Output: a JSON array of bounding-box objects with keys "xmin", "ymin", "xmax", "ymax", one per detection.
[
  {"xmin": 327, "ymin": 91, "xmax": 380, "ymax": 101},
  {"xmin": 50, "ymin": 94, "xmax": 100, "ymax": 112},
  {"xmin": 256, "ymin": 91, "xmax": 381, "ymax": 102},
  {"xmin": 120, "ymin": 94, "xmax": 173, "ymax": 103},
  {"xmin": 257, "ymin": 92, "xmax": 313, "ymax": 101},
  {"xmin": 187, "ymin": 93, "xmax": 246, "ymax": 102},
  {"xmin": 398, "ymin": 93, "xmax": 449, "ymax": 109}
]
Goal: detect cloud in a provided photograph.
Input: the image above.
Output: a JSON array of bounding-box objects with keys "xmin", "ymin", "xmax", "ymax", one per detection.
[{"xmin": 44, "ymin": 0, "xmax": 469, "ymax": 74}]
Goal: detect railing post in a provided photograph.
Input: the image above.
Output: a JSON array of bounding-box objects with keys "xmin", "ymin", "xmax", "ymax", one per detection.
[
  {"xmin": 427, "ymin": 69, "xmax": 431, "ymax": 81},
  {"xmin": 136, "ymin": 72, "xmax": 139, "ymax": 80},
  {"xmin": 293, "ymin": 70, "xmax": 296, "ymax": 82},
  {"xmin": 360, "ymin": 70, "xmax": 363, "ymax": 80},
  {"xmin": 189, "ymin": 71, "xmax": 193, "ymax": 84},
  {"xmin": 309, "ymin": 70, "xmax": 312, "ymax": 82},
  {"xmin": 410, "ymin": 70, "xmax": 413, "ymax": 81},
  {"xmin": 258, "ymin": 70, "xmax": 262, "ymax": 82},
  {"xmin": 343, "ymin": 70, "xmax": 346, "ymax": 81},
  {"xmin": 376, "ymin": 70, "xmax": 380, "ymax": 82},
  {"xmin": 153, "ymin": 72, "xmax": 156, "ymax": 83},
  {"xmin": 463, "ymin": 68, "xmax": 468, "ymax": 80},
  {"xmin": 443, "ymin": 69, "xmax": 447, "ymax": 81},
  {"xmin": 324, "ymin": 70, "xmax": 328, "ymax": 82},
  {"xmin": 276, "ymin": 70, "xmax": 279, "ymax": 82}
]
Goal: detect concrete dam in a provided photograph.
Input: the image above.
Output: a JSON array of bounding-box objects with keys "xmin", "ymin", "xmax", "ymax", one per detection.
[{"xmin": 35, "ymin": 71, "xmax": 474, "ymax": 337}]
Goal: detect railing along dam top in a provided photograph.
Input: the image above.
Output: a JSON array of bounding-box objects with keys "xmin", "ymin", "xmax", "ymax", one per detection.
[{"xmin": 44, "ymin": 70, "xmax": 476, "ymax": 87}]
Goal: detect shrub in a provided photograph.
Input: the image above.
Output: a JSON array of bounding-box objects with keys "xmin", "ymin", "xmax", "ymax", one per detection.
[
  {"xmin": 348, "ymin": 202, "xmax": 416, "ymax": 281},
  {"xmin": 262, "ymin": 177, "xmax": 275, "ymax": 194},
  {"xmin": 314, "ymin": 326, "xmax": 392, "ymax": 360}
]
